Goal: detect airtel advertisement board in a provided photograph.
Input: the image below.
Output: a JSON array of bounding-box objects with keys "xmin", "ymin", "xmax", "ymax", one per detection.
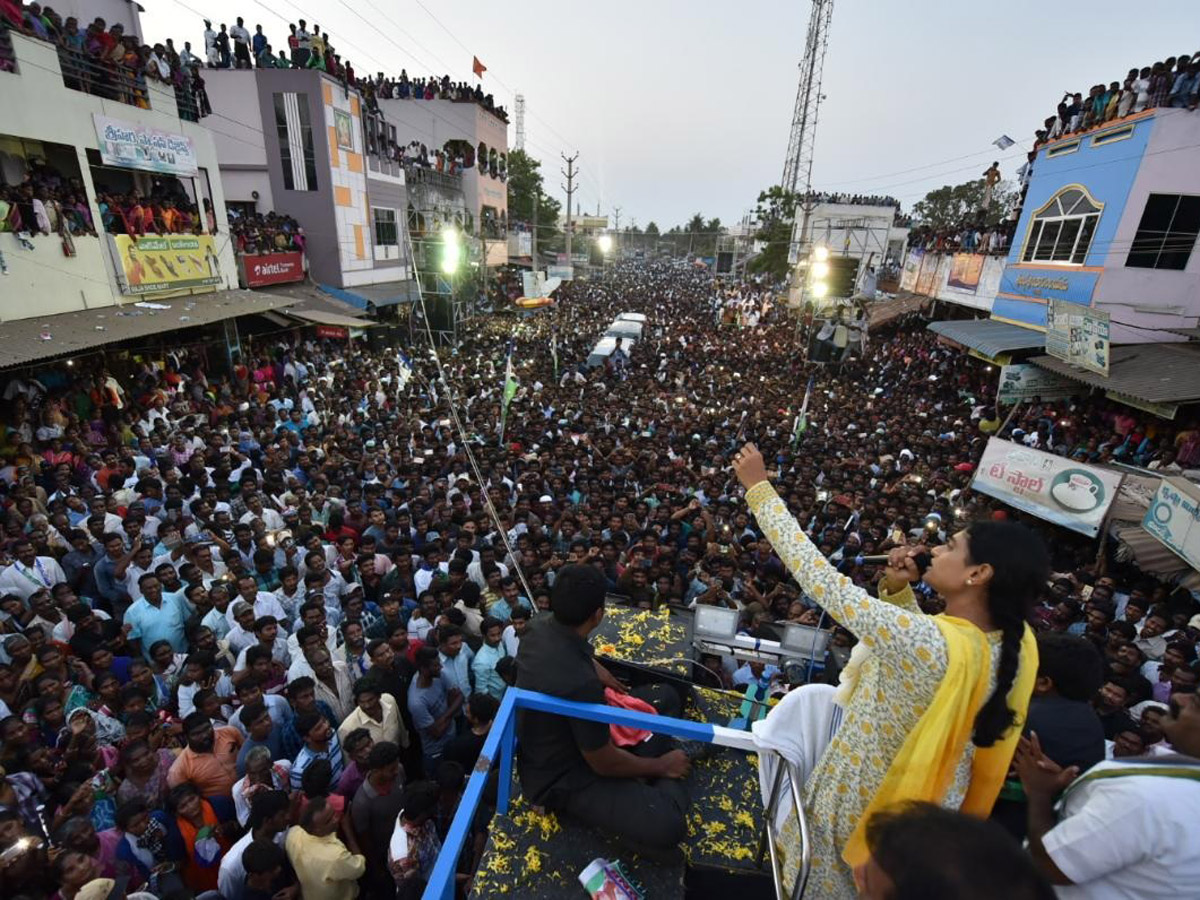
[{"xmin": 240, "ymin": 252, "xmax": 305, "ymax": 288}]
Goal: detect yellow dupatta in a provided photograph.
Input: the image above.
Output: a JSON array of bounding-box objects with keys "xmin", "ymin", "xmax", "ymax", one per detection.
[{"xmin": 841, "ymin": 616, "xmax": 1038, "ymax": 867}]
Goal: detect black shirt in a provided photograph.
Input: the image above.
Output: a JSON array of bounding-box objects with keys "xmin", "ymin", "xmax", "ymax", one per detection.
[{"xmin": 514, "ymin": 615, "xmax": 609, "ymax": 801}]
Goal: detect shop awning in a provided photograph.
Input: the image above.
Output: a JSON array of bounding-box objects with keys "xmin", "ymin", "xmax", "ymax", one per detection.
[
  {"xmin": 1029, "ymin": 342, "xmax": 1200, "ymax": 404},
  {"xmin": 869, "ymin": 293, "xmax": 928, "ymax": 328},
  {"xmin": 927, "ymin": 319, "xmax": 1045, "ymax": 358},
  {"xmin": 286, "ymin": 308, "xmax": 378, "ymax": 328},
  {"xmin": 0, "ymin": 290, "xmax": 298, "ymax": 370},
  {"xmin": 321, "ymin": 280, "xmax": 419, "ymax": 308}
]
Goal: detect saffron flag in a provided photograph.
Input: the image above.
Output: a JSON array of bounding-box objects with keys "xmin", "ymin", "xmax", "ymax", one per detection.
[{"xmin": 472, "ymin": 56, "xmax": 487, "ymax": 78}]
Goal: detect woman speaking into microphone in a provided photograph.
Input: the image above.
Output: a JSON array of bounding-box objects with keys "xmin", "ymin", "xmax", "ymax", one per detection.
[{"xmin": 731, "ymin": 443, "xmax": 1047, "ymax": 898}]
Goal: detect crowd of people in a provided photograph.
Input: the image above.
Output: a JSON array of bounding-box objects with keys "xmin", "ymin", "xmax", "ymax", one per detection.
[
  {"xmin": 1034, "ymin": 50, "xmax": 1200, "ymax": 146},
  {"xmin": 801, "ymin": 191, "xmax": 901, "ymax": 208},
  {"xmin": 906, "ymin": 220, "xmax": 1016, "ymax": 255},
  {"xmin": 3, "ymin": 3, "xmax": 212, "ymax": 119},
  {"xmin": 357, "ymin": 70, "xmax": 508, "ymax": 122},
  {"xmin": 0, "ymin": 259, "xmax": 1196, "ymax": 897},
  {"xmin": 227, "ymin": 211, "xmax": 307, "ymax": 257}
]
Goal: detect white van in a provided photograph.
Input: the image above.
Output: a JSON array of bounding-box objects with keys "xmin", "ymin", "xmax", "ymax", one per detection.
[
  {"xmin": 617, "ymin": 312, "xmax": 647, "ymax": 324},
  {"xmin": 586, "ymin": 336, "xmax": 619, "ymax": 368},
  {"xmin": 605, "ymin": 319, "xmax": 644, "ymax": 341}
]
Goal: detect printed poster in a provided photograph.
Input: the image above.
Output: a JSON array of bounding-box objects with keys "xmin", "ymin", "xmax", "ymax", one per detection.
[{"xmin": 112, "ymin": 234, "xmax": 222, "ymax": 295}]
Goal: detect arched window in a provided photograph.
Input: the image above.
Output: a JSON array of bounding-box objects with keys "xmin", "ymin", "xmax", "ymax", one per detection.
[{"xmin": 1021, "ymin": 186, "xmax": 1102, "ymax": 264}]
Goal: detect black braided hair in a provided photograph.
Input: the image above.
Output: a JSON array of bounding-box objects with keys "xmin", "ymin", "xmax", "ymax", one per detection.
[{"xmin": 965, "ymin": 521, "xmax": 1050, "ymax": 748}]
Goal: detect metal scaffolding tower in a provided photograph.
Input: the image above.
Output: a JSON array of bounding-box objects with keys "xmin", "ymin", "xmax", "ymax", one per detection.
[
  {"xmin": 781, "ymin": 0, "xmax": 834, "ymax": 264},
  {"xmin": 514, "ymin": 94, "xmax": 526, "ymax": 152}
]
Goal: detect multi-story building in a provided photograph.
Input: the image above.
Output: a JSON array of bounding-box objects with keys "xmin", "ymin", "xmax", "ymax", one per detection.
[
  {"xmin": 928, "ymin": 106, "xmax": 1200, "ymax": 414},
  {"xmin": 375, "ymin": 94, "xmax": 509, "ymax": 267},
  {"xmin": 202, "ymin": 67, "xmax": 415, "ymax": 309},
  {"xmin": 0, "ymin": 30, "xmax": 239, "ymax": 320}
]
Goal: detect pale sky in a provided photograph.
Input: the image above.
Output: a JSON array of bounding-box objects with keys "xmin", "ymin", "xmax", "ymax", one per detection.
[{"xmin": 142, "ymin": 0, "xmax": 1200, "ymax": 230}]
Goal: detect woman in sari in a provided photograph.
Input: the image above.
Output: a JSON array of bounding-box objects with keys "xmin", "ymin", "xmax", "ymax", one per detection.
[
  {"xmin": 167, "ymin": 783, "xmax": 231, "ymax": 894},
  {"xmin": 732, "ymin": 443, "xmax": 1046, "ymax": 898}
]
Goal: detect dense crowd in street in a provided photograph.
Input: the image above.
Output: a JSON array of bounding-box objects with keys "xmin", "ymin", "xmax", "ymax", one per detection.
[{"xmin": 0, "ymin": 260, "xmax": 1196, "ymax": 897}]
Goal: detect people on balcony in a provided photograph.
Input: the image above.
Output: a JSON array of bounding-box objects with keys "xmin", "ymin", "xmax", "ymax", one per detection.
[{"xmin": 228, "ymin": 211, "xmax": 306, "ymax": 256}]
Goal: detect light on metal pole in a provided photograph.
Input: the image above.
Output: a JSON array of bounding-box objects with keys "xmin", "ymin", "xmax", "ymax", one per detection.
[
  {"xmin": 597, "ymin": 233, "xmax": 613, "ymax": 255},
  {"xmin": 441, "ymin": 227, "xmax": 462, "ymax": 274}
]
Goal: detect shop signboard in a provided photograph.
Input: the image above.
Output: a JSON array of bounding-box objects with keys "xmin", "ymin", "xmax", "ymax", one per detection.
[
  {"xmin": 112, "ymin": 234, "xmax": 222, "ymax": 295},
  {"xmin": 241, "ymin": 252, "xmax": 305, "ymax": 288},
  {"xmin": 93, "ymin": 114, "xmax": 198, "ymax": 176},
  {"xmin": 1142, "ymin": 477, "xmax": 1200, "ymax": 572},
  {"xmin": 971, "ymin": 437, "xmax": 1123, "ymax": 537}
]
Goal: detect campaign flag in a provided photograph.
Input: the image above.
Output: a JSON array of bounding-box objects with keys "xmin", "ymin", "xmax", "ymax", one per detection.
[
  {"xmin": 472, "ymin": 56, "xmax": 487, "ymax": 78},
  {"xmin": 793, "ymin": 375, "xmax": 814, "ymax": 447},
  {"xmin": 503, "ymin": 343, "xmax": 518, "ymax": 409},
  {"xmin": 993, "ymin": 134, "xmax": 1016, "ymax": 150}
]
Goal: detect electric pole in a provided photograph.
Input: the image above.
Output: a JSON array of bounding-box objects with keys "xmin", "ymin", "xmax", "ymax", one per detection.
[
  {"xmin": 612, "ymin": 206, "xmax": 622, "ymax": 255},
  {"xmin": 561, "ymin": 152, "xmax": 579, "ymax": 265}
]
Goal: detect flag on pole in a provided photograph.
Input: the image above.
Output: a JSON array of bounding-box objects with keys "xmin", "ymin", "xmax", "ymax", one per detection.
[
  {"xmin": 793, "ymin": 375, "xmax": 814, "ymax": 448},
  {"xmin": 396, "ymin": 351, "xmax": 413, "ymax": 391},
  {"xmin": 472, "ymin": 56, "xmax": 487, "ymax": 78},
  {"xmin": 502, "ymin": 343, "xmax": 518, "ymax": 409},
  {"xmin": 992, "ymin": 134, "xmax": 1015, "ymax": 150}
]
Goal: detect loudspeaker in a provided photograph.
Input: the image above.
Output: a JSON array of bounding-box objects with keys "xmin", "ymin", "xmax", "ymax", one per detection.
[{"xmin": 827, "ymin": 257, "xmax": 859, "ymax": 298}]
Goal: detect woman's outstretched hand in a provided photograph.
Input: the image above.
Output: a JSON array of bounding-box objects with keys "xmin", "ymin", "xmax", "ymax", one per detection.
[{"xmin": 732, "ymin": 442, "xmax": 770, "ymax": 492}]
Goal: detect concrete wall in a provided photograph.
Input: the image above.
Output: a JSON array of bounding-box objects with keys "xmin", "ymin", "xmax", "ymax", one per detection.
[
  {"xmin": 0, "ymin": 33, "xmax": 236, "ymax": 319},
  {"xmin": 899, "ymin": 250, "xmax": 1005, "ymax": 312}
]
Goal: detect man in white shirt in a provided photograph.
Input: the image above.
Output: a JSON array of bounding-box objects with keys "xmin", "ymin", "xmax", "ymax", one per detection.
[
  {"xmin": 0, "ymin": 540, "xmax": 67, "ymax": 602},
  {"xmin": 1016, "ymin": 692, "xmax": 1200, "ymax": 898},
  {"xmin": 217, "ymin": 787, "xmax": 290, "ymax": 900}
]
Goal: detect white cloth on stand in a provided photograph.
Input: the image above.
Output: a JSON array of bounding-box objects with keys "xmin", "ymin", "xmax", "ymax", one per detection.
[{"xmin": 752, "ymin": 683, "xmax": 842, "ymax": 831}]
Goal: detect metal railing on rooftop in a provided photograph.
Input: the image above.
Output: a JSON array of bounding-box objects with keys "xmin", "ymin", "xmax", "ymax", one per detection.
[
  {"xmin": 57, "ymin": 47, "xmax": 149, "ymax": 109},
  {"xmin": 424, "ymin": 686, "xmax": 811, "ymax": 900}
]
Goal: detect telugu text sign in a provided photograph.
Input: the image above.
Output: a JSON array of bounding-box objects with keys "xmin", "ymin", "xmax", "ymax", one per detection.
[
  {"xmin": 112, "ymin": 234, "xmax": 222, "ymax": 296},
  {"xmin": 93, "ymin": 114, "xmax": 199, "ymax": 176},
  {"xmin": 1142, "ymin": 477, "xmax": 1200, "ymax": 572},
  {"xmin": 970, "ymin": 437, "xmax": 1123, "ymax": 537}
]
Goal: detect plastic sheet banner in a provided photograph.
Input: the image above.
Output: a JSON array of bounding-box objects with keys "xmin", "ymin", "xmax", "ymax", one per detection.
[
  {"xmin": 971, "ymin": 437, "xmax": 1123, "ymax": 537},
  {"xmin": 94, "ymin": 114, "xmax": 198, "ymax": 176},
  {"xmin": 997, "ymin": 364, "xmax": 1077, "ymax": 403},
  {"xmin": 1046, "ymin": 299, "xmax": 1110, "ymax": 376},
  {"xmin": 1143, "ymin": 477, "xmax": 1200, "ymax": 571},
  {"xmin": 112, "ymin": 235, "xmax": 222, "ymax": 295},
  {"xmin": 947, "ymin": 253, "xmax": 985, "ymax": 292}
]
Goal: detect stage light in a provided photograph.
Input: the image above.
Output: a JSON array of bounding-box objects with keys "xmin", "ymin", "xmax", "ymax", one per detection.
[
  {"xmin": 811, "ymin": 281, "xmax": 829, "ymax": 298},
  {"xmin": 694, "ymin": 605, "xmax": 739, "ymax": 642},
  {"xmin": 813, "ymin": 246, "xmax": 830, "ymax": 262},
  {"xmin": 597, "ymin": 234, "xmax": 613, "ymax": 254},
  {"xmin": 811, "ymin": 261, "xmax": 830, "ymax": 280},
  {"xmin": 441, "ymin": 228, "xmax": 462, "ymax": 274},
  {"xmin": 781, "ymin": 622, "xmax": 832, "ymax": 661}
]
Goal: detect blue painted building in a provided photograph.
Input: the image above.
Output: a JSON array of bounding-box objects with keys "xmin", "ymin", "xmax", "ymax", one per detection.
[{"xmin": 993, "ymin": 107, "xmax": 1200, "ymax": 343}]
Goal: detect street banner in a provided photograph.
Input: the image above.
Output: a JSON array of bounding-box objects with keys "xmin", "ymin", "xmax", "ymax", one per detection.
[
  {"xmin": 971, "ymin": 437, "xmax": 1123, "ymax": 537},
  {"xmin": 947, "ymin": 253, "xmax": 985, "ymax": 292},
  {"xmin": 112, "ymin": 234, "xmax": 222, "ymax": 295},
  {"xmin": 240, "ymin": 252, "xmax": 305, "ymax": 288},
  {"xmin": 1142, "ymin": 477, "xmax": 1200, "ymax": 572},
  {"xmin": 1046, "ymin": 299, "xmax": 1110, "ymax": 376},
  {"xmin": 996, "ymin": 364, "xmax": 1078, "ymax": 404},
  {"xmin": 315, "ymin": 325, "xmax": 349, "ymax": 339},
  {"xmin": 93, "ymin": 114, "xmax": 199, "ymax": 176}
]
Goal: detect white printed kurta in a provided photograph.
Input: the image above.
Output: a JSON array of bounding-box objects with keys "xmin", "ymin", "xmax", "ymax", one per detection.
[{"xmin": 746, "ymin": 482, "xmax": 1001, "ymax": 899}]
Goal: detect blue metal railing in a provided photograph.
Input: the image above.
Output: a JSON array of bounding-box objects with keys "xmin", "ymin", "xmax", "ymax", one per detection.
[{"xmin": 423, "ymin": 686, "xmax": 763, "ymax": 900}]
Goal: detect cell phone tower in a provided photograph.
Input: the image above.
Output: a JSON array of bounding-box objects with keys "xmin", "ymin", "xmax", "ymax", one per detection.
[
  {"xmin": 515, "ymin": 94, "xmax": 526, "ymax": 152},
  {"xmin": 781, "ymin": 0, "xmax": 834, "ymax": 263}
]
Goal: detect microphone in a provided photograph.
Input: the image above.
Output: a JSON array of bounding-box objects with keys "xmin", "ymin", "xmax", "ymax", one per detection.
[{"xmin": 854, "ymin": 549, "xmax": 932, "ymax": 575}]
